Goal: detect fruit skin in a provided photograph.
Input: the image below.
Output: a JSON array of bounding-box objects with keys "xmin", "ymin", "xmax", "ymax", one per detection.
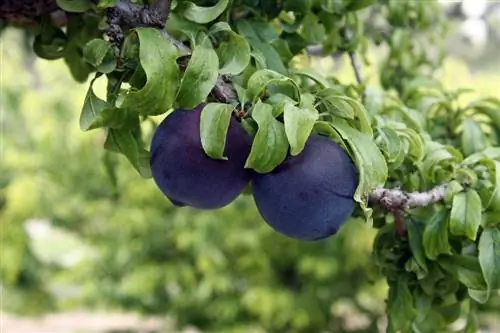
[
  {"xmin": 251, "ymin": 134, "xmax": 358, "ymax": 241},
  {"xmin": 150, "ymin": 104, "xmax": 252, "ymax": 209}
]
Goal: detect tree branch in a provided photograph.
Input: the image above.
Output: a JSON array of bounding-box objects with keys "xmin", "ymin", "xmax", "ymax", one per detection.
[
  {"xmin": 368, "ymin": 184, "xmax": 447, "ymax": 236},
  {"xmin": 368, "ymin": 185, "xmax": 447, "ymax": 210},
  {"xmin": 152, "ymin": 0, "xmax": 171, "ymax": 16},
  {"xmin": 0, "ymin": 0, "xmax": 58, "ymax": 23},
  {"xmin": 105, "ymin": 0, "xmax": 166, "ymax": 44}
]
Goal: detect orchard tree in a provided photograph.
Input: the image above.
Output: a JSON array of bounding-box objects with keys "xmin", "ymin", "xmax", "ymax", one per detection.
[{"xmin": 2, "ymin": 0, "xmax": 500, "ymax": 332}]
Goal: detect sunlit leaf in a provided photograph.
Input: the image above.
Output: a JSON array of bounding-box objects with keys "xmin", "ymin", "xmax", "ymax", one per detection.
[
  {"xmin": 209, "ymin": 22, "xmax": 251, "ymax": 75},
  {"xmin": 176, "ymin": 38, "xmax": 219, "ymax": 109},
  {"xmin": 182, "ymin": 0, "xmax": 230, "ymax": 24},
  {"xmin": 449, "ymin": 190, "xmax": 482, "ymax": 241},
  {"xmin": 83, "ymin": 39, "xmax": 116, "ymax": 74},
  {"xmin": 478, "ymin": 228, "xmax": 500, "ymax": 293},
  {"xmin": 244, "ymin": 101, "xmax": 289, "ymax": 173},
  {"xmin": 120, "ymin": 28, "xmax": 180, "ymax": 116},
  {"xmin": 423, "ymin": 208, "xmax": 451, "ymax": 260},
  {"xmin": 246, "ymin": 69, "xmax": 300, "ymax": 104},
  {"xmin": 283, "ymin": 102, "xmax": 318, "ymax": 156},
  {"xmin": 200, "ymin": 103, "xmax": 236, "ymax": 160}
]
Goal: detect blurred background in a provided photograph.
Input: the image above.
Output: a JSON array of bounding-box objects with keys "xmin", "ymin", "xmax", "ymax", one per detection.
[{"xmin": 1, "ymin": 1, "xmax": 500, "ymax": 332}]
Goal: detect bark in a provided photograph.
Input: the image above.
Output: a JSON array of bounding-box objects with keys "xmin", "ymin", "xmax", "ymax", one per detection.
[{"xmin": 0, "ymin": 0, "xmax": 58, "ymax": 23}]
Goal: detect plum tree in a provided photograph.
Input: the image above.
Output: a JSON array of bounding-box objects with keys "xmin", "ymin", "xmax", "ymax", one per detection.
[
  {"xmin": 251, "ymin": 135, "xmax": 358, "ymax": 241},
  {"xmin": 150, "ymin": 104, "xmax": 252, "ymax": 209},
  {"xmin": 3, "ymin": 0, "xmax": 500, "ymax": 331}
]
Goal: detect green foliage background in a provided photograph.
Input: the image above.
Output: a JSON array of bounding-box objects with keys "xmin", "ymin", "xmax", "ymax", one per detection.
[{"xmin": 1, "ymin": 23, "xmax": 500, "ymax": 332}]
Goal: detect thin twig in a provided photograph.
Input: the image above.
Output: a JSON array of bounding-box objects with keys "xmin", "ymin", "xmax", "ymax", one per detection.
[
  {"xmin": 340, "ymin": 28, "xmax": 364, "ymax": 86},
  {"xmin": 348, "ymin": 51, "xmax": 363, "ymax": 85},
  {"xmin": 393, "ymin": 209, "xmax": 406, "ymax": 237}
]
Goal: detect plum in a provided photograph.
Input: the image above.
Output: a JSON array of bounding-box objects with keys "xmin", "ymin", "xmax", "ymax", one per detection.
[
  {"xmin": 251, "ymin": 134, "xmax": 358, "ymax": 241},
  {"xmin": 150, "ymin": 104, "xmax": 252, "ymax": 209}
]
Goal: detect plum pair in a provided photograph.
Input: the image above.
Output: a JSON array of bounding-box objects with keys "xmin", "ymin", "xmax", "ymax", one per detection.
[{"xmin": 150, "ymin": 104, "xmax": 359, "ymax": 240}]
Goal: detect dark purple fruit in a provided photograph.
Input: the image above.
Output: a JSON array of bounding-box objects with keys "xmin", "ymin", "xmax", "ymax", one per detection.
[
  {"xmin": 150, "ymin": 104, "xmax": 252, "ymax": 209},
  {"xmin": 251, "ymin": 134, "xmax": 358, "ymax": 241}
]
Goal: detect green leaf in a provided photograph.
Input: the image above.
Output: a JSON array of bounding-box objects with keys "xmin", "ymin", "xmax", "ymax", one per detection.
[
  {"xmin": 244, "ymin": 101, "xmax": 289, "ymax": 173},
  {"xmin": 418, "ymin": 262, "xmax": 456, "ymax": 297},
  {"xmin": 461, "ymin": 119, "xmax": 487, "ymax": 156},
  {"xmin": 467, "ymin": 289, "xmax": 490, "ymax": 304},
  {"xmin": 421, "ymin": 141, "xmax": 462, "ymax": 184},
  {"xmin": 387, "ymin": 276, "xmax": 416, "ymax": 332},
  {"xmin": 364, "ymin": 87, "xmax": 384, "ymax": 114},
  {"xmin": 316, "ymin": 90, "xmax": 372, "ymax": 135},
  {"xmin": 464, "ymin": 98, "xmax": 500, "ymax": 135},
  {"xmin": 237, "ymin": 20, "xmax": 288, "ymax": 74},
  {"xmin": 485, "ymin": 161, "xmax": 500, "ymax": 213},
  {"xmin": 407, "ymin": 219, "xmax": 428, "ymax": 275},
  {"xmin": 102, "ymin": 151, "xmax": 119, "ymax": 198},
  {"xmin": 56, "ymin": 0, "xmax": 91, "ymax": 12},
  {"xmin": 400, "ymin": 128, "xmax": 425, "ymax": 163},
  {"xmin": 283, "ymin": 102, "xmax": 318, "ymax": 156},
  {"xmin": 271, "ymin": 39, "xmax": 294, "ymax": 65},
  {"xmin": 83, "ymin": 39, "xmax": 116, "ymax": 74},
  {"xmin": 437, "ymin": 302, "xmax": 462, "ymax": 324},
  {"xmin": 423, "ymin": 208, "xmax": 451, "ymax": 260},
  {"xmin": 266, "ymin": 93, "xmax": 297, "ymax": 111},
  {"xmin": 246, "ymin": 69, "xmax": 300, "ymax": 104},
  {"xmin": 345, "ymin": 0, "xmax": 375, "ymax": 11},
  {"xmin": 284, "ymin": 0, "xmax": 312, "ymax": 12},
  {"xmin": 462, "ymin": 309, "xmax": 479, "ymax": 333},
  {"xmin": 97, "ymin": 0, "xmax": 117, "ymax": 8},
  {"xmin": 412, "ymin": 291, "xmax": 447, "ymax": 332},
  {"xmin": 330, "ymin": 122, "xmax": 387, "ymax": 216},
  {"xmin": 241, "ymin": 118, "xmax": 258, "ymax": 138},
  {"xmin": 376, "ymin": 127, "xmax": 404, "ymax": 164},
  {"xmin": 182, "ymin": 0, "xmax": 229, "ymax": 24},
  {"xmin": 439, "ymin": 255, "xmax": 487, "ymax": 291},
  {"xmin": 200, "ymin": 103, "xmax": 236, "ymax": 160},
  {"xmin": 165, "ymin": 13, "xmax": 202, "ymax": 49},
  {"xmin": 478, "ymin": 228, "xmax": 500, "ymax": 293},
  {"xmin": 299, "ymin": 13, "xmax": 325, "ymax": 44},
  {"xmin": 120, "ymin": 28, "xmax": 180, "ymax": 116},
  {"xmin": 450, "ymin": 190, "xmax": 483, "ymax": 241},
  {"xmin": 317, "ymin": 92, "xmax": 355, "ymax": 119},
  {"xmin": 232, "ymin": 82, "xmax": 247, "ymax": 106},
  {"xmin": 104, "ymin": 128, "xmax": 151, "ymax": 178},
  {"xmin": 209, "ymin": 22, "xmax": 251, "ymax": 75},
  {"xmin": 289, "ymin": 68, "xmax": 332, "ymax": 88},
  {"xmin": 64, "ymin": 46, "xmax": 94, "ymax": 82},
  {"xmin": 33, "ymin": 26, "xmax": 67, "ymax": 60},
  {"xmin": 176, "ymin": 39, "xmax": 219, "ymax": 109},
  {"xmin": 86, "ymin": 107, "xmax": 133, "ymax": 130},
  {"xmin": 444, "ymin": 180, "xmax": 464, "ymax": 204},
  {"xmin": 80, "ymin": 75, "xmax": 111, "ymax": 131}
]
